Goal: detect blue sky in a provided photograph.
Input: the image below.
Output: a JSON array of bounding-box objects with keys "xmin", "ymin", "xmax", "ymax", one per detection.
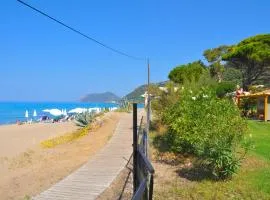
[{"xmin": 1, "ymin": 0, "xmax": 269, "ymax": 101}]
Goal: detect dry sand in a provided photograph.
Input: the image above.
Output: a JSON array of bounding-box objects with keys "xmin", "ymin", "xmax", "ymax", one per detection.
[
  {"xmin": 0, "ymin": 112, "xmax": 123, "ymax": 200},
  {"xmin": 0, "ymin": 122, "xmax": 78, "ymax": 158}
]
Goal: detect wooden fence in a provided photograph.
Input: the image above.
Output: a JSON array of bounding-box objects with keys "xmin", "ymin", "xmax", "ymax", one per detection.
[{"xmin": 132, "ymin": 103, "xmax": 154, "ymax": 200}]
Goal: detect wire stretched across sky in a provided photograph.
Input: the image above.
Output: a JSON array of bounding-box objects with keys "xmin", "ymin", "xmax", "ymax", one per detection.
[{"xmin": 17, "ymin": 0, "xmax": 146, "ymax": 61}]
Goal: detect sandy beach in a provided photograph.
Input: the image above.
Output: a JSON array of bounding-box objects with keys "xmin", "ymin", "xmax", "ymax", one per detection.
[
  {"xmin": 0, "ymin": 122, "xmax": 78, "ymax": 158},
  {"xmin": 0, "ymin": 112, "xmax": 123, "ymax": 200}
]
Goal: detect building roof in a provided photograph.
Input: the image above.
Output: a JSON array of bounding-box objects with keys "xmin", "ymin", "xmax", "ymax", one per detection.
[{"xmin": 239, "ymin": 89, "xmax": 270, "ymax": 98}]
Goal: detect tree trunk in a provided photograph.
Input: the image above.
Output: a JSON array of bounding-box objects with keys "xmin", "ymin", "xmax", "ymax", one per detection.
[{"xmin": 242, "ymin": 76, "xmax": 252, "ymax": 91}]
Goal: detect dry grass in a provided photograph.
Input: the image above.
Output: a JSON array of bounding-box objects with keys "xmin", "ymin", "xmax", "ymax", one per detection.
[
  {"xmin": 40, "ymin": 126, "xmax": 90, "ymax": 148},
  {"xmin": 152, "ymin": 152, "xmax": 270, "ymax": 200},
  {"xmin": 40, "ymin": 121, "xmax": 103, "ymax": 148}
]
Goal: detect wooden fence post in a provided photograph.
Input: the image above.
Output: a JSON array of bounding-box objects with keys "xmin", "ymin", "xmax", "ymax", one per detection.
[{"xmin": 133, "ymin": 103, "xmax": 138, "ymax": 194}]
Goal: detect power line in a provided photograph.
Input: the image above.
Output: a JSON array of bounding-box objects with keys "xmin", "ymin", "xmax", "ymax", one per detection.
[{"xmin": 17, "ymin": 0, "xmax": 146, "ymax": 61}]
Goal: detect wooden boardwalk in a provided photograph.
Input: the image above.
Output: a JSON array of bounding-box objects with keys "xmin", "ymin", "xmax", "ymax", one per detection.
[{"xmin": 33, "ymin": 111, "xmax": 142, "ymax": 200}]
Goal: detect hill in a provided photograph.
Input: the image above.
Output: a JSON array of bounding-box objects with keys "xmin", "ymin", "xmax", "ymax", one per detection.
[
  {"xmin": 124, "ymin": 81, "xmax": 168, "ymax": 102},
  {"xmin": 80, "ymin": 92, "xmax": 120, "ymax": 103},
  {"xmin": 124, "ymin": 85, "xmax": 147, "ymax": 102}
]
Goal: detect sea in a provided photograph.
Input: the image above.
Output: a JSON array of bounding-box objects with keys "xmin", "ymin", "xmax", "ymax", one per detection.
[{"xmin": 0, "ymin": 102, "xmax": 118, "ymax": 125}]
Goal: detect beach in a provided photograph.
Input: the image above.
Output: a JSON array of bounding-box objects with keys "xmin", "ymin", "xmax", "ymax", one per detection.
[
  {"xmin": 0, "ymin": 111, "xmax": 123, "ymax": 200},
  {"xmin": 0, "ymin": 122, "xmax": 78, "ymax": 158}
]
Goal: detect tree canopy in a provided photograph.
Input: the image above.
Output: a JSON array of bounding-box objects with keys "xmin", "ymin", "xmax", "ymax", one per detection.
[
  {"xmin": 168, "ymin": 61, "xmax": 206, "ymax": 84},
  {"xmin": 204, "ymin": 45, "xmax": 230, "ymax": 63},
  {"xmin": 203, "ymin": 45, "xmax": 230, "ymax": 82},
  {"xmin": 222, "ymin": 34, "xmax": 270, "ymax": 89}
]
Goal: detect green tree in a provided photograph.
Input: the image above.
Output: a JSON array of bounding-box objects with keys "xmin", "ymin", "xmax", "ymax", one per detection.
[
  {"xmin": 168, "ymin": 60, "xmax": 206, "ymax": 84},
  {"xmin": 223, "ymin": 67, "xmax": 242, "ymax": 84},
  {"xmin": 203, "ymin": 45, "xmax": 230, "ymax": 82},
  {"xmin": 222, "ymin": 34, "xmax": 270, "ymax": 90}
]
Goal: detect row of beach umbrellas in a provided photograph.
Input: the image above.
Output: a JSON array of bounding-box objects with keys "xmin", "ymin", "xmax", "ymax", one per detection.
[
  {"xmin": 42, "ymin": 109, "xmax": 68, "ymax": 116},
  {"xmin": 24, "ymin": 109, "xmax": 66, "ymax": 118},
  {"xmin": 24, "ymin": 107, "xmax": 117, "ymax": 118}
]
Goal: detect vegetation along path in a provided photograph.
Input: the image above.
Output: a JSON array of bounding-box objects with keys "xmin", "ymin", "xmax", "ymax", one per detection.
[{"xmin": 33, "ymin": 110, "xmax": 143, "ymax": 200}]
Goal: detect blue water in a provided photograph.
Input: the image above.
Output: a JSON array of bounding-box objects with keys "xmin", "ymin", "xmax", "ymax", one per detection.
[{"xmin": 0, "ymin": 102, "xmax": 118, "ymax": 125}]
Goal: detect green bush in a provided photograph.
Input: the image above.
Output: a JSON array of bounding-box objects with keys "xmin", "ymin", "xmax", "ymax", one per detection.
[
  {"xmin": 116, "ymin": 98, "xmax": 131, "ymax": 112},
  {"xmin": 151, "ymin": 82, "xmax": 179, "ymax": 121},
  {"xmin": 215, "ymin": 81, "xmax": 236, "ymax": 98},
  {"xmin": 163, "ymin": 87, "xmax": 248, "ymax": 179},
  {"xmin": 75, "ymin": 111, "xmax": 95, "ymax": 127}
]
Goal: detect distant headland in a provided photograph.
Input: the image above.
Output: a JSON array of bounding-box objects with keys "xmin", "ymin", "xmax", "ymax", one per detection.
[{"xmin": 80, "ymin": 92, "xmax": 121, "ymax": 103}]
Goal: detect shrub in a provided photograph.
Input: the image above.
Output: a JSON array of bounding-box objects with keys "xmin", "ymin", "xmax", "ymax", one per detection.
[
  {"xmin": 215, "ymin": 81, "xmax": 236, "ymax": 98},
  {"xmin": 163, "ymin": 87, "xmax": 248, "ymax": 179},
  {"xmin": 116, "ymin": 98, "xmax": 131, "ymax": 112},
  {"xmin": 151, "ymin": 81, "xmax": 180, "ymax": 121},
  {"xmin": 75, "ymin": 111, "xmax": 95, "ymax": 127}
]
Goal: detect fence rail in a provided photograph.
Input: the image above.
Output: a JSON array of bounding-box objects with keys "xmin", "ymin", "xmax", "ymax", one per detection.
[
  {"xmin": 132, "ymin": 178, "xmax": 147, "ymax": 200},
  {"xmin": 132, "ymin": 103, "xmax": 154, "ymax": 200}
]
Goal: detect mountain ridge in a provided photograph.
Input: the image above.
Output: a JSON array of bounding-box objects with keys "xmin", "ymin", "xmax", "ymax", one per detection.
[{"xmin": 80, "ymin": 92, "xmax": 120, "ymax": 103}]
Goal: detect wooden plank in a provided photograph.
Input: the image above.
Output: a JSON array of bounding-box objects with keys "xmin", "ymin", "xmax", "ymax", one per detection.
[{"xmin": 265, "ymin": 95, "xmax": 268, "ymax": 121}]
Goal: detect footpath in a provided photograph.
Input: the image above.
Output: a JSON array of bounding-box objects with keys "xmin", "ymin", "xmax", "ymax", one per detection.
[{"xmin": 33, "ymin": 110, "xmax": 143, "ymax": 200}]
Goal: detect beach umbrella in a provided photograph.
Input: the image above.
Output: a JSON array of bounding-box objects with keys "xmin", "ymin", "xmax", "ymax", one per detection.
[
  {"xmin": 33, "ymin": 110, "xmax": 37, "ymax": 117},
  {"xmin": 25, "ymin": 110, "xmax": 29, "ymax": 118},
  {"xmin": 42, "ymin": 109, "xmax": 62, "ymax": 116},
  {"xmin": 68, "ymin": 108, "xmax": 86, "ymax": 114}
]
